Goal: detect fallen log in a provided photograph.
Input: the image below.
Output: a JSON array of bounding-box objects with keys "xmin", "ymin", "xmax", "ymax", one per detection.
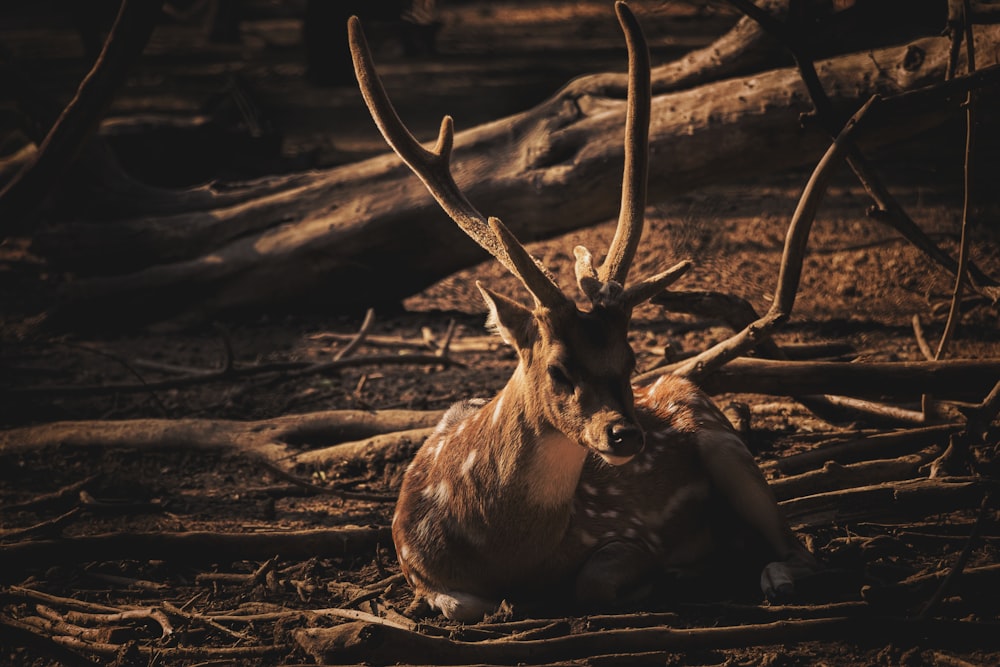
[
  {"xmin": 293, "ymin": 616, "xmax": 1000, "ymax": 665},
  {"xmin": 0, "ymin": 409, "xmax": 444, "ymax": 472},
  {"xmin": 35, "ymin": 25, "xmax": 1000, "ymax": 327}
]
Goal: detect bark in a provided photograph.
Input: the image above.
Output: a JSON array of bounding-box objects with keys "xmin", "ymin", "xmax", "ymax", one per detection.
[{"xmin": 33, "ymin": 25, "xmax": 1000, "ymax": 328}]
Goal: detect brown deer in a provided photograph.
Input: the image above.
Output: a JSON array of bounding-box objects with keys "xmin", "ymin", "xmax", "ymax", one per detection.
[{"xmin": 349, "ymin": 2, "xmax": 817, "ymax": 622}]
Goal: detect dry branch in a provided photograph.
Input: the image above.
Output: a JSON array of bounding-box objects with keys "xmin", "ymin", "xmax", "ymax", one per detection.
[
  {"xmin": 779, "ymin": 477, "xmax": 991, "ymax": 528},
  {"xmin": 764, "ymin": 424, "xmax": 964, "ymax": 476},
  {"xmin": 767, "ymin": 450, "xmax": 940, "ymax": 501}
]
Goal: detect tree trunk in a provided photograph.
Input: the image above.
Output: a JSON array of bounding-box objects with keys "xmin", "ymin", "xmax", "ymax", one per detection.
[{"xmin": 33, "ymin": 22, "xmax": 999, "ymax": 328}]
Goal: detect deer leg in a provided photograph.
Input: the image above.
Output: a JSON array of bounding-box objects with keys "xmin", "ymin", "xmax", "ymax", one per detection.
[
  {"xmin": 696, "ymin": 427, "xmax": 818, "ymax": 600},
  {"xmin": 575, "ymin": 541, "xmax": 658, "ymax": 608}
]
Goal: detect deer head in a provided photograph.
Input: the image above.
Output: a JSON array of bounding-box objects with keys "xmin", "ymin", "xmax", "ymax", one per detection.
[{"xmin": 349, "ymin": 1, "xmax": 690, "ymax": 464}]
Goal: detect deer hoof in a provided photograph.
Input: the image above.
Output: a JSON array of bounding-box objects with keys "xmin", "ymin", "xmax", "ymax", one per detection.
[{"xmin": 760, "ymin": 561, "xmax": 796, "ymax": 601}]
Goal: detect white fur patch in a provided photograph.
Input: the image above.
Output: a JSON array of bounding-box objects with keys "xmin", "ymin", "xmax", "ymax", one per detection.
[
  {"xmin": 422, "ymin": 480, "xmax": 451, "ymax": 505},
  {"xmin": 492, "ymin": 395, "xmax": 505, "ymax": 424},
  {"xmin": 524, "ymin": 431, "xmax": 587, "ymax": 507},
  {"xmin": 460, "ymin": 450, "xmax": 478, "ymax": 476},
  {"xmin": 429, "ymin": 591, "xmax": 497, "ymax": 622}
]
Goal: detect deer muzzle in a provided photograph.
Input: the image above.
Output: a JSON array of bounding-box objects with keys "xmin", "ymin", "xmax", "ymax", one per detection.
[{"xmin": 596, "ymin": 422, "xmax": 644, "ymax": 465}]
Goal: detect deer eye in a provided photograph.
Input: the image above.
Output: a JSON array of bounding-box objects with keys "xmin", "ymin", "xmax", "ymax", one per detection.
[{"xmin": 547, "ymin": 364, "xmax": 573, "ymax": 390}]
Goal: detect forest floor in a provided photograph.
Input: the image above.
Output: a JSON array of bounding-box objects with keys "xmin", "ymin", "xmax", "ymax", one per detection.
[{"xmin": 1, "ymin": 1, "xmax": 999, "ymax": 666}]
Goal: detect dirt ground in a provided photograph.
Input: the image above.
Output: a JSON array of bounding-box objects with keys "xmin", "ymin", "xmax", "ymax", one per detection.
[{"xmin": 2, "ymin": 1, "xmax": 999, "ymax": 666}]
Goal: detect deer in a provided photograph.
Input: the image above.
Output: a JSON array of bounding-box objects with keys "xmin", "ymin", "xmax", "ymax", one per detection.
[{"xmin": 348, "ymin": 1, "xmax": 818, "ymax": 622}]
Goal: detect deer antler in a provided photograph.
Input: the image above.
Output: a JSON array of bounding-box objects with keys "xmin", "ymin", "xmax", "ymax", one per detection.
[
  {"xmin": 575, "ymin": 2, "xmax": 690, "ymax": 311},
  {"xmin": 597, "ymin": 1, "xmax": 651, "ymax": 287},
  {"xmin": 348, "ymin": 16, "xmax": 566, "ymax": 310}
]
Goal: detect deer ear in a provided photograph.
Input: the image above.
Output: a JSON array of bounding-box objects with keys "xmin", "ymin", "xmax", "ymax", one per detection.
[{"xmin": 477, "ymin": 282, "xmax": 536, "ymax": 350}]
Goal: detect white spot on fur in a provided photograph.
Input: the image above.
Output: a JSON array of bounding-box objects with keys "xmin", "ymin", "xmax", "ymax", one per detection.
[
  {"xmin": 425, "ymin": 436, "xmax": 446, "ymax": 463},
  {"xmin": 492, "ymin": 395, "xmax": 505, "ymax": 424},
  {"xmin": 585, "ymin": 507, "xmax": 597, "ymax": 518},
  {"xmin": 455, "ymin": 421, "xmax": 468, "ymax": 436},
  {"xmin": 416, "ymin": 517, "xmax": 433, "ymax": 542},
  {"xmin": 602, "ymin": 509, "xmax": 619, "ymax": 519},
  {"xmin": 606, "ymin": 486, "xmax": 622, "ymax": 496},
  {"xmin": 581, "ymin": 482, "xmax": 598, "ymax": 496},
  {"xmin": 624, "ymin": 528, "xmax": 637, "ymax": 539},
  {"xmin": 399, "ymin": 544, "xmax": 410, "ymax": 560},
  {"xmin": 460, "ymin": 450, "xmax": 478, "ymax": 476},
  {"xmin": 422, "ymin": 480, "xmax": 451, "ymax": 505}
]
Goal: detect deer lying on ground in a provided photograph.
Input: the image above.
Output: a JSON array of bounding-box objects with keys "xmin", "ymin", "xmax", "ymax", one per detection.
[{"xmin": 349, "ymin": 2, "xmax": 818, "ymax": 622}]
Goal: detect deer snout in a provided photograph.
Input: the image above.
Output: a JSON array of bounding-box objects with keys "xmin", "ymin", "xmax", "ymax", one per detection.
[{"xmin": 599, "ymin": 423, "xmax": 644, "ymax": 465}]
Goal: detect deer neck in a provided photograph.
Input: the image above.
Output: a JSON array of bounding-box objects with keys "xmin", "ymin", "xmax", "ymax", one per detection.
[{"xmin": 485, "ymin": 364, "xmax": 588, "ymax": 509}]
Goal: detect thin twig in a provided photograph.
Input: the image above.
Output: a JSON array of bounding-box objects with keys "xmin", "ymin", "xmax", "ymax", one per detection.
[
  {"xmin": 935, "ymin": 2, "xmax": 978, "ymax": 361},
  {"xmin": 160, "ymin": 600, "xmax": 249, "ymax": 642},
  {"xmin": 62, "ymin": 341, "xmax": 170, "ymax": 415},
  {"xmin": 912, "ymin": 315, "xmax": 936, "ymax": 361},
  {"xmin": 0, "ymin": 507, "xmax": 84, "ymax": 542},
  {"xmin": 436, "ymin": 319, "xmax": 459, "ymax": 358},
  {"xmin": 2, "ymin": 475, "xmax": 98, "ymax": 513},
  {"xmin": 334, "ymin": 308, "xmax": 376, "ymax": 361},
  {"xmin": 256, "ymin": 459, "xmax": 396, "ymax": 502}
]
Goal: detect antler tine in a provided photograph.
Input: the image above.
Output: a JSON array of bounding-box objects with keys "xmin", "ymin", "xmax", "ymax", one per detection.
[
  {"xmin": 348, "ymin": 16, "xmax": 565, "ymax": 310},
  {"xmin": 598, "ymin": 1, "xmax": 651, "ymax": 287},
  {"xmin": 623, "ymin": 259, "xmax": 692, "ymax": 309}
]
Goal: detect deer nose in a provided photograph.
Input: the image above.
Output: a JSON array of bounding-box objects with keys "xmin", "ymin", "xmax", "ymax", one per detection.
[{"xmin": 606, "ymin": 423, "xmax": 644, "ymax": 456}]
